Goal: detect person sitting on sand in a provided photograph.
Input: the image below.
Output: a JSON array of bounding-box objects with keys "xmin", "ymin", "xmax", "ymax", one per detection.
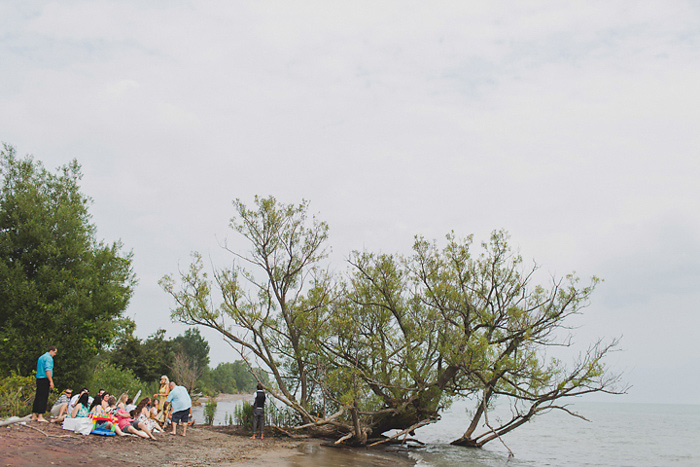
[
  {"xmin": 50, "ymin": 388, "xmax": 72, "ymax": 418},
  {"xmin": 114, "ymin": 408, "xmax": 153, "ymax": 439},
  {"xmin": 104, "ymin": 396, "xmax": 118, "ymax": 427},
  {"xmin": 137, "ymin": 398, "xmax": 164, "ymax": 433},
  {"xmin": 116, "ymin": 393, "xmax": 128, "ymax": 410},
  {"xmin": 52, "ymin": 388, "xmax": 88, "ymax": 422},
  {"xmin": 68, "ymin": 392, "xmax": 90, "ymax": 419},
  {"xmin": 89, "ymin": 393, "xmax": 113, "ymax": 430},
  {"xmin": 150, "ymin": 399, "xmax": 160, "ymax": 420},
  {"xmin": 124, "ymin": 397, "xmax": 136, "ymax": 413},
  {"xmin": 88, "ymin": 393, "xmax": 106, "ymax": 415},
  {"xmin": 130, "ymin": 399, "xmax": 158, "ymax": 439},
  {"xmin": 105, "ymin": 396, "xmax": 118, "ymax": 415}
]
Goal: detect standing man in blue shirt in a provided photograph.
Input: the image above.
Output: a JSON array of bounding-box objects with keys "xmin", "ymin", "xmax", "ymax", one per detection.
[
  {"xmin": 31, "ymin": 345, "xmax": 57, "ymax": 422},
  {"xmin": 166, "ymin": 380, "xmax": 192, "ymax": 437}
]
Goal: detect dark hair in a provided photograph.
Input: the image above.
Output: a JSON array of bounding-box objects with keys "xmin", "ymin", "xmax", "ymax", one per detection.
[
  {"xmin": 89, "ymin": 393, "xmax": 104, "ymax": 411},
  {"xmin": 48, "ymin": 345, "xmax": 57, "ymax": 352},
  {"xmin": 134, "ymin": 397, "xmax": 150, "ymax": 415},
  {"xmin": 126, "ymin": 398, "xmax": 133, "ymax": 405},
  {"xmin": 257, "ymin": 383, "xmax": 263, "ymax": 391},
  {"xmin": 107, "ymin": 396, "xmax": 117, "ymax": 406},
  {"xmin": 77, "ymin": 392, "xmax": 90, "ymax": 408}
]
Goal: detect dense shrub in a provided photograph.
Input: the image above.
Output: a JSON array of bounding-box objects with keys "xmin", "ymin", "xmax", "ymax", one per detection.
[
  {"xmin": 86, "ymin": 361, "xmax": 151, "ymax": 400},
  {"xmin": 0, "ymin": 373, "xmax": 36, "ymax": 417}
]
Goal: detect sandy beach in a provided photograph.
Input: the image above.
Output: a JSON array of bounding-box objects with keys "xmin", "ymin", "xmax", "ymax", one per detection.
[{"xmin": 0, "ymin": 420, "xmax": 310, "ymax": 466}]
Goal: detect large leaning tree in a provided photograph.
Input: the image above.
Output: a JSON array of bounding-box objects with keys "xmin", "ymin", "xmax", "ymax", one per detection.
[
  {"xmin": 347, "ymin": 231, "xmax": 625, "ymax": 448},
  {"xmin": 160, "ymin": 196, "xmax": 624, "ymax": 447},
  {"xmin": 0, "ymin": 144, "xmax": 136, "ymax": 387}
]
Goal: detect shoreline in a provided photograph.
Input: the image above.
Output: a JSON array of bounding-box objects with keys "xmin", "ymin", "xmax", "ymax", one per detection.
[{"xmin": 0, "ymin": 417, "xmax": 415, "ymax": 466}]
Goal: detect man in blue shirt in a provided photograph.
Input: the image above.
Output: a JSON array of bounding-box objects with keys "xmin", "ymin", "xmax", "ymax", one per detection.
[
  {"xmin": 166, "ymin": 381, "xmax": 192, "ymax": 437},
  {"xmin": 31, "ymin": 345, "xmax": 57, "ymax": 422}
]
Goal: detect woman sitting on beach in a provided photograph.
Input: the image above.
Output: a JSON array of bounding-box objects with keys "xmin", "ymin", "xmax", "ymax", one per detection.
[
  {"xmin": 114, "ymin": 407, "xmax": 153, "ymax": 439},
  {"xmin": 89, "ymin": 393, "xmax": 114, "ymax": 430},
  {"xmin": 124, "ymin": 398, "xmax": 136, "ymax": 412},
  {"xmin": 88, "ymin": 393, "xmax": 106, "ymax": 415},
  {"xmin": 68, "ymin": 392, "xmax": 90, "ymax": 419},
  {"xmin": 135, "ymin": 398, "xmax": 164, "ymax": 434},
  {"xmin": 116, "ymin": 393, "xmax": 128, "ymax": 410},
  {"xmin": 150, "ymin": 400, "xmax": 160, "ymax": 421}
]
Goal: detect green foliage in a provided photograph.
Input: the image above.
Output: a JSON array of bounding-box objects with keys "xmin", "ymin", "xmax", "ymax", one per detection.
[
  {"xmin": 85, "ymin": 361, "xmax": 150, "ymax": 399},
  {"xmin": 199, "ymin": 361, "xmax": 268, "ymax": 394},
  {"xmin": 204, "ymin": 399, "xmax": 217, "ymax": 425},
  {"xmin": 228, "ymin": 399, "xmax": 296, "ymax": 428},
  {"xmin": 266, "ymin": 401, "xmax": 298, "ymax": 428},
  {"xmin": 0, "ymin": 144, "xmax": 136, "ymax": 388},
  {"xmin": 172, "ymin": 328, "xmax": 210, "ymax": 372},
  {"xmin": 108, "ymin": 329, "xmax": 175, "ymax": 384},
  {"xmin": 0, "ymin": 373, "xmax": 36, "ymax": 417},
  {"xmin": 233, "ymin": 400, "xmax": 253, "ymax": 428}
]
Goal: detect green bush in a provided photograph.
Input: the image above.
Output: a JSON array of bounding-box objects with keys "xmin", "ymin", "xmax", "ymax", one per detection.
[
  {"xmin": 204, "ymin": 399, "xmax": 217, "ymax": 425},
  {"xmin": 0, "ymin": 373, "xmax": 36, "ymax": 417},
  {"xmin": 233, "ymin": 400, "xmax": 253, "ymax": 428},
  {"xmin": 86, "ymin": 361, "xmax": 150, "ymax": 400}
]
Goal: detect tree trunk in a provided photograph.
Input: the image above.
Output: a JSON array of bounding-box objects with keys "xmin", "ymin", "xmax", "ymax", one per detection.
[{"xmin": 450, "ymin": 435, "xmax": 483, "ymax": 447}]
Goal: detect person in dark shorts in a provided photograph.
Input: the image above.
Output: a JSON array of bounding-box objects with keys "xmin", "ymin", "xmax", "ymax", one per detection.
[
  {"xmin": 166, "ymin": 381, "xmax": 192, "ymax": 437},
  {"xmin": 251, "ymin": 383, "xmax": 265, "ymax": 439}
]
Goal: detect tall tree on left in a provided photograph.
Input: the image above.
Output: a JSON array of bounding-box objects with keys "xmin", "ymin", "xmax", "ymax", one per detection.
[{"xmin": 0, "ymin": 144, "xmax": 137, "ymax": 388}]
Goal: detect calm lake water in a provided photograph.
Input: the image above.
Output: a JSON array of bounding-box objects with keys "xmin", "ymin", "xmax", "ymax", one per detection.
[{"xmin": 193, "ymin": 399, "xmax": 700, "ymax": 466}]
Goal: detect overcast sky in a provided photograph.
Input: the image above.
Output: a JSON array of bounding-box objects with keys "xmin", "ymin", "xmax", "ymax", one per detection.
[{"xmin": 2, "ymin": 1, "xmax": 699, "ymax": 404}]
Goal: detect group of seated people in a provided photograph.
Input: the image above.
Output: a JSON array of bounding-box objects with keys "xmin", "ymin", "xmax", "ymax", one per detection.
[{"xmin": 48, "ymin": 377, "xmax": 192, "ymax": 440}]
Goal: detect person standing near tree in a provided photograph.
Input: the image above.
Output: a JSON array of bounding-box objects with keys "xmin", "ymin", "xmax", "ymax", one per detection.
[
  {"xmin": 31, "ymin": 345, "xmax": 57, "ymax": 422},
  {"xmin": 250, "ymin": 383, "xmax": 265, "ymax": 440},
  {"xmin": 166, "ymin": 381, "xmax": 192, "ymax": 437}
]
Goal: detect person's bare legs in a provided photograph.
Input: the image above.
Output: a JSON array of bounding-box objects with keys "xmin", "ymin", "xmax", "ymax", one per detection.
[
  {"xmin": 170, "ymin": 422, "xmax": 178, "ymax": 435},
  {"xmin": 127, "ymin": 426, "xmax": 150, "ymax": 439},
  {"xmin": 137, "ymin": 421, "xmax": 156, "ymax": 440},
  {"xmin": 182, "ymin": 422, "xmax": 187, "ymax": 437}
]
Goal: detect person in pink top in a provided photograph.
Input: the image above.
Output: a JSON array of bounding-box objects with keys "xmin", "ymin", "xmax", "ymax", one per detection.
[{"xmin": 114, "ymin": 408, "xmax": 152, "ymax": 439}]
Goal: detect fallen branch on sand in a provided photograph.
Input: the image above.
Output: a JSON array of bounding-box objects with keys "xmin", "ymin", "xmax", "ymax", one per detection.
[
  {"xmin": 0, "ymin": 415, "xmax": 31, "ymax": 427},
  {"xmin": 20, "ymin": 423, "xmax": 75, "ymax": 438}
]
